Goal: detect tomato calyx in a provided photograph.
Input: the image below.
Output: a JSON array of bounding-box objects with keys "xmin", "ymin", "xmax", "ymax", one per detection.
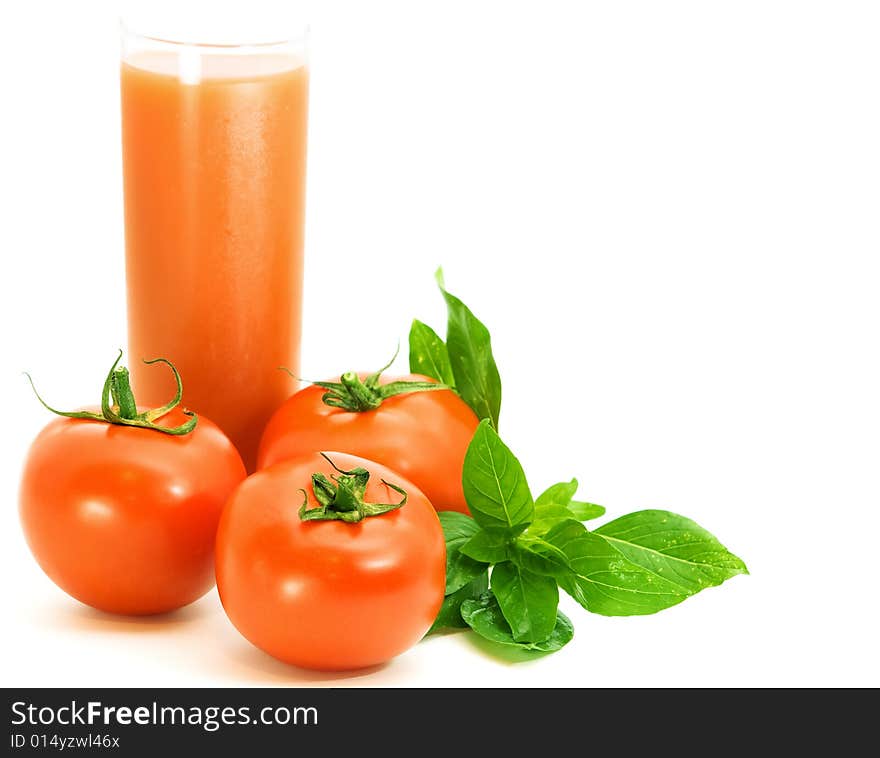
[
  {"xmin": 25, "ymin": 349, "xmax": 198, "ymax": 435},
  {"xmin": 284, "ymin": 347, "xmax": 453, "ymax": 413},
  {"xmin": 299, "ymin": 453, "xmax": 408, "ymax": 523}
]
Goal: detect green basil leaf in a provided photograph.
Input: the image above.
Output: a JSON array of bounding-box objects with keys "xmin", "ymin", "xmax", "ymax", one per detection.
[
  {"xmin": 438, "ymin": 511, "xmax": 487, "ymax": 594},
  {"xmin": 511, "ymin": 535, "xmax": 572, "ymax": 579},
  {"xmin": 535, "ymin": 479, "xmax": 579, "ymax": 507},
  {"xmin": 408, "ymin": 319, "xmax": 455, "ymax": 386},
  {"xmin": 460, "ymin": 529, "xmax": 510, "ymax": 563},
  {"xmin": 594, "ymin": 509, "xmax": 749, "ymax": 586},
  {"xmin": 438, "ymin": 510, "xmax": 480, "ymax": 542},
  {"xmin": 526, "ymin": 505, "xmax": 575, "ymax": 536},
  {"xmin": 436, "ymin": 269, "xmax": 502, "ymax": 429},
  {"xmin": 461, "ymin": 592, "xmax": 573, "ymax": 652},
  {"xmin": 490, "ymin": 561, "xmax": 559, "ymax": 643},
  {"xmin": 545, "ymin": 519, "xmax": 688, "ymax": 614},
  {"xmin": 429, "ymin": 572, "xmax": 489, "ymax": 633},
  {"xmin": 462, "ymin": 420, "xmax": 534, "ymax": 533},
  {"xmin": 546, "ymin": 513, "xmax": 747, "ymax": 616},
  {"xmin": 568, "ymin": 501, "xmax": 606, "ymax": 521},
  {"xmin": 533, "ymin": 478, "xmax": 605, "ymax": 528}
]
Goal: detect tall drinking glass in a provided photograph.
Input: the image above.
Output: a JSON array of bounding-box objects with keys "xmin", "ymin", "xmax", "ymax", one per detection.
[{"xmin": 120, "ymin": 21, "xmax": 308, "ymax": 469}]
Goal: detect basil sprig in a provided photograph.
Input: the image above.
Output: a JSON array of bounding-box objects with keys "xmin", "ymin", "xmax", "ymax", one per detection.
[
  {"xmin": 409, "ymin": 269, "xmax": 502, "ymax": 429},
  {"xmin": 432, "ymin": 421, "xmax": 748, "ymax": 654},
  {"xmin": 411, "ymin": 270, "xmax": 747, "ymax": 656}
]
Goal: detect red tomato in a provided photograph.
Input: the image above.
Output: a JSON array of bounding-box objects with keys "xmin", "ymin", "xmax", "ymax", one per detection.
[
  {"xmin": 19, "ymin": 407, "xmax": 246, "ymax": 615},
  {"xmin": 215, "ymin": 451, "xmax": 446, "ymax": 670},
  {"xmin": 257, "ymin": 374, "xmax": 479, "ymax": 514}
]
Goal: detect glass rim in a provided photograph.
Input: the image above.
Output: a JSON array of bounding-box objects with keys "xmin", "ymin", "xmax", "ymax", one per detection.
[{"xmin": 119, "ymin": 19, "xmax": 308, "ymax": 51}]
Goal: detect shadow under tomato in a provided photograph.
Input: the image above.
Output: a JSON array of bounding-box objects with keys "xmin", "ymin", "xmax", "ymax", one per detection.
[
  {"xmin": 36, "ymin": 595, "xmax": 216, "ymax": 635},
  {"xmin": 215, "ymin": 637, "xmax": 390, "ymax": 685}
]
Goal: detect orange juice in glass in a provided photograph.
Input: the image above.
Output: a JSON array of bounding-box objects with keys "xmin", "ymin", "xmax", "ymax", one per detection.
[{"xmin": 120, "ymin": 25, "xmax": 308, "ymax": 469}]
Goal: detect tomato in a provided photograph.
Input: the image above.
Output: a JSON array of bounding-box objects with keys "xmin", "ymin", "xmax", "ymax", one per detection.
[
  {"xmin": 19, "ymin": 354, "xmax": 246, "ymax": 615},
  {"xmin": 215, "ymin": 451, "xmax": 446, "ymax": 670},
  {"xmin": 257, "ymin": 373, "xmax": 479, "ymax": 514}
]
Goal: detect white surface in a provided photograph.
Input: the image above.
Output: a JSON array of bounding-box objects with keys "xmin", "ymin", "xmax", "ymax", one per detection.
[{"xmin": 1, "ymin": 0, "xmax": 878, "ymax": 687}]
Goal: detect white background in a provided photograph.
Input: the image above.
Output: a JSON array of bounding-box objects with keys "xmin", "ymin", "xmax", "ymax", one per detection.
[{"xmin": 1, "ymin": 0, "xmax": 878, "ymax": 687}]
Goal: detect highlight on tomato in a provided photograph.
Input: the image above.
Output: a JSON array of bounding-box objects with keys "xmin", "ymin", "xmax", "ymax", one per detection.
[
  {"xmin": 215, "ymin": 451, "xmax": 446, "ymax": 670},
  {"xmin": 19, "ymin": 351, "xmax": 246, "ymax": 615},
  {"xmin": 257, "ymin": 362, "xmax": 479, "ymax": 514}
]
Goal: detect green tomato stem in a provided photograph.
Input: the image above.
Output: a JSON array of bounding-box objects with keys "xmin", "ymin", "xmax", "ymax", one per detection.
[
  {"xmin": 26, "ymin": 350, "xmax": 197, "ymax": 435},
  {"xmin": 299, "ymin": 453, "xmax": 408, "ymax": 524},
  {"xmin": 110, "ymin": 367, "xmax": 138, "ymax": 420},
  {"xmin": 283, "ymin": 345, "xmax": 456, "ymax": 413}
]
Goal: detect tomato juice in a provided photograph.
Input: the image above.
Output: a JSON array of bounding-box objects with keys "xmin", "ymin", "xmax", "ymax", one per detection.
[{"xmin": 121, "ymin": 43, "xmax": 308, "ymax": 469}]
